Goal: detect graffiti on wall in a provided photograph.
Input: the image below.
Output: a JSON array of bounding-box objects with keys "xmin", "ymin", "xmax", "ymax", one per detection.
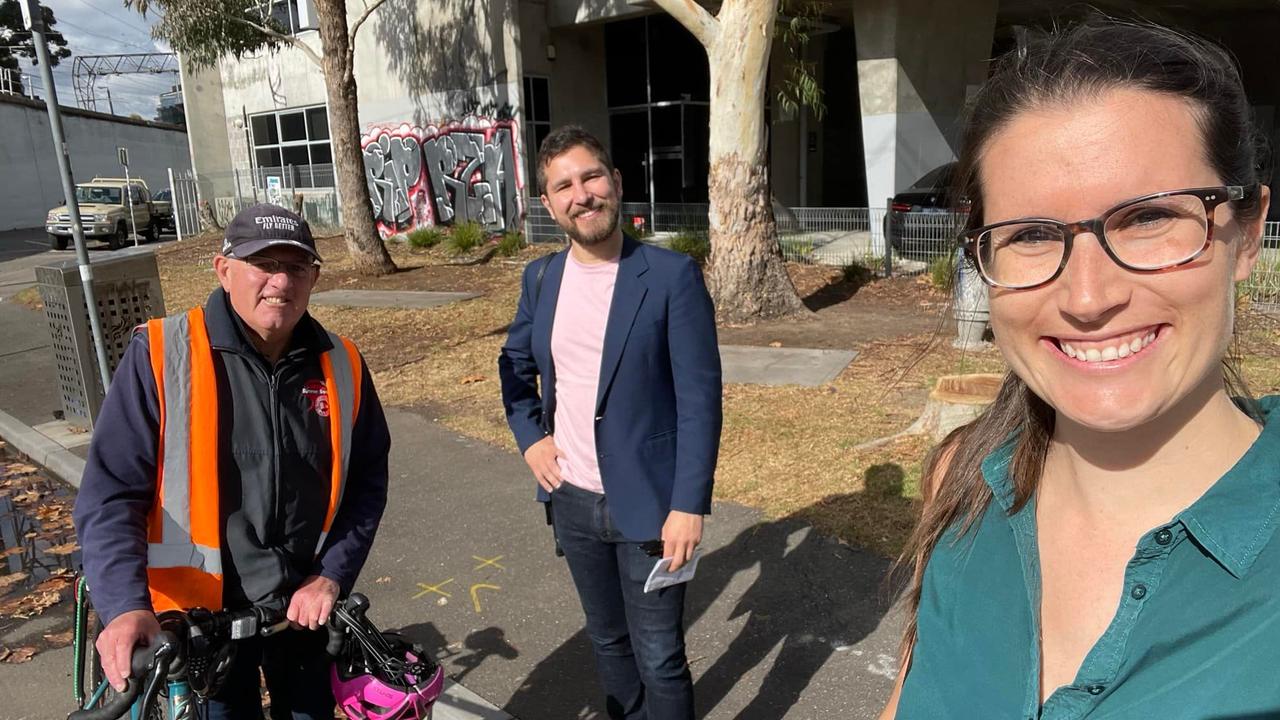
[{"xmin": 361, "ymin": 118, "xmax": 523, "ymax": 237}]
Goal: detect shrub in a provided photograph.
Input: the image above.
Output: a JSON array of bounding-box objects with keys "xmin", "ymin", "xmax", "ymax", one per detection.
[
  {"xmin": 407, "ymin": 226, "xmax": 445, "ymax": 249},
  {"xmin": 778, "ymin": 233, "xmax": 814, "ymax": 262},
  {"xmin": 668, "ymin": 230, "xmax": 710, "ymax": 263},
  {"xmin": 842, "ymin": 260, "xmax": 874, "ymax": 287},
  {"xmin": 622, "ymin": 218, "xmax": 651, "ymax": 240},
  {"xmin": 446, "ymin": 221, "xmax": 487, "ymax": 256},
  {"xmin": 928, "ymin": 253, "xmax": 957, "ymax": 292},
  {"xmin": 496, "ymin": 230, "xmax": 525, "ymax": 257}
]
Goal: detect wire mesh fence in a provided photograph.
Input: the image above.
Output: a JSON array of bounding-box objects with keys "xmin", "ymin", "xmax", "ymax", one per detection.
[
  {"xmin": 169, "ymin": 165, "xmax": 343, "ymax": 231},
  {"xmin": 1243, "ymin": 221, "xmax": 1280, "ymax": 314},
  {"xmin": 528, "ymin": 199, "xmax": 962, "ymax": 276}
]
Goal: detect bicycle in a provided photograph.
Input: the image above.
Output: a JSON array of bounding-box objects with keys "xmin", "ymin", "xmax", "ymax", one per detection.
[
  {"xmin": 69, "ymin": 587, "xmax": 444, "ymax": 720},
  {"xmin": 69, "ymin": 589, "xmax": 291, "ymax": 720}
]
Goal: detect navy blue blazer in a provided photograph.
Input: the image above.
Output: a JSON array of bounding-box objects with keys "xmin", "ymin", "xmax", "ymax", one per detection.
[{"xmin": 498, "ymin": 237, "xmax": 723, "ymax": 540}]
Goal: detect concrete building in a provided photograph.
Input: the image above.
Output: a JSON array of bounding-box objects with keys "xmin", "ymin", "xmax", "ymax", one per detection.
[
  {"xmin": 0, "ymin": 94, "xmax": 191, "ymax": 231},
  {"xmin": 181, "ymin": 0, "xmax": 1280, "ymax": 238}
]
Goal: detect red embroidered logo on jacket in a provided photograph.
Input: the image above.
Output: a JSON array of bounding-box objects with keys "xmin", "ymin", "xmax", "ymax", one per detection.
[{"xmin": 302, "ymin": 379, "xmax": 330, "ymax": 417}]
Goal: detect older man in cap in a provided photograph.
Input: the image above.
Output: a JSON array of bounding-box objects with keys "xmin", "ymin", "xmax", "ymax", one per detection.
[{"xmin": 74, "ymin": 204, "xmax": 391, "ymax": 718}]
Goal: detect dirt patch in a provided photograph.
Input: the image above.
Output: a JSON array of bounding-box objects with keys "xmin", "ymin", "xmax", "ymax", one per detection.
[{"xmin": 720, "ymin": 269, "xmax": 954, "ymax": 350}]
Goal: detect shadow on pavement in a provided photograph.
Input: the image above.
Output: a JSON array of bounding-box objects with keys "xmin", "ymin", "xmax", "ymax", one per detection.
[
  {"xmin": 397, "ymin": 621, "xmax": 521, "ymax": 684},
  {"xmin": 503, "ymin": 466, "xmax": 912, "ymax": 720}
]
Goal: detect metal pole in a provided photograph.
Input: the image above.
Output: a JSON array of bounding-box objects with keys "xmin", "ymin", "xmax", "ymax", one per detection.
[
  {"xmin": 644, "ymin": 16, "xmax": 656, "ymax": 229},
  {"xmin": 24, "ymin": 0, "xmax": 112, "ymax": 391},
  {"xmin": 168, "ymin": 167, "xmax": 184, "ymax": 242},
  {"xmin": 105, "ymin": 87, "xmax": 114, "ymax": 115},
  {"xmin": 124, "ymin": 164, "xmax": 138, "ymax": 246}
]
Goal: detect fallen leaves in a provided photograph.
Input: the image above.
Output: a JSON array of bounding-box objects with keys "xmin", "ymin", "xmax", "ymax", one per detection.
[
  {"xmin": 0, "ymin": 646, "xmax": 37, "ymax": 663},
  {"xmin": 459, "ymin": 374, "xmax": 487, "ymax": 385},
  {"xmin": 0, "ymin": 589, "xmax": 63, "ymax": 618},
  {"xmin": 0, "ymin": 572, "xmax": 29, "ymax": 592},
  {"xmin": 374, "ymin": 576, "xmax": 392, "ymax": 584},
  {"xmin": 45, "ymin": 542, "xmax": 78, "ymax": 556},
  {"xmin": 11, "ymin": 490, "xmax": 41, "ymax": 505},
  {"xmin": 42, "ymin": 630, "xmax": 74, "ymax": 647}
]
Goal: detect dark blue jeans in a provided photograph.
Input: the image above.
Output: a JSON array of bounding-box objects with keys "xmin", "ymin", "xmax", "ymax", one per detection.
[
  {"xmin": 549, "ymin": 482, "xmax": 695, "ymax": 720},
  {"xmin": 204, "ymin": 626, "xmax": 334, "ymax": 719}
]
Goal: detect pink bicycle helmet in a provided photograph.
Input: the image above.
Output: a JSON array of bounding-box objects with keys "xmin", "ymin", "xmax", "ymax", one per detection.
[{"xmin": 328, "ymin": 595, "xmax": 444, "ymax": 720}]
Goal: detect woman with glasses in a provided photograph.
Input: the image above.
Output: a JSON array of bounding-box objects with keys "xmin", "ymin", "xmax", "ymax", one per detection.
[{"xmin": 880, "ymin": 20, "xmax": 1276, "ymax": 719}]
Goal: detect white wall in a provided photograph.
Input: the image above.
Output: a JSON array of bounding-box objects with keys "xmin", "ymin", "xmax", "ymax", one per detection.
[{"xmin": 0, "ymin": 96, "xmax": 191, "ymax": 231}]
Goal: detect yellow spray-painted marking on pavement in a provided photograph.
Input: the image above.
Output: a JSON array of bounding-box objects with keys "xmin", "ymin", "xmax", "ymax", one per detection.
[
  {"xmin": 470, "ymin": 583, "xmax": 500, "ymax": 613},
  {"xmin": 472, "ymin": 555, "xmax": 505, "ymax": 570},
  {"xmin": 413, "ymin": 578, "xmax": 454, "ymax": 600}
]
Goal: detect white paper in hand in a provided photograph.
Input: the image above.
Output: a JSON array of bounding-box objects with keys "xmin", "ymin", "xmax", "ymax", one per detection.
[{"xmin": 643, "ymin": 548, "xmax": 703, "ymax": 593}]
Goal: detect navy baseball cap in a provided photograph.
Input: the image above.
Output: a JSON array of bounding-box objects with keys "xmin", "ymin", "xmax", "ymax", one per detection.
[{"xmin": 221, "ymin": 204, "xmax": 323, "ymax": 263}]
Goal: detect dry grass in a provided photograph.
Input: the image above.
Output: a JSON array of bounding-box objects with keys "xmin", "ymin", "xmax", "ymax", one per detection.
[{"xmin": 143, "ymin": 235, "xmax": 1280, "ymax": 559}]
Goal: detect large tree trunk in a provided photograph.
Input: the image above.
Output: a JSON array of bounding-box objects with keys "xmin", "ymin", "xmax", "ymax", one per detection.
[
  {"xmin": 314, "ymin": 0, "xmax": 396, "ymax": 276},
  {"xmin": 652, "ymin": 0, "xmax": 807, "ymax": 323}
]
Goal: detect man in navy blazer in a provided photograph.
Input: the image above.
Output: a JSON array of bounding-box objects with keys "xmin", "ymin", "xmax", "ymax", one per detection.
[{"xmin": 499, "ymin": 125, "xmax": 721, "ymax": 719}]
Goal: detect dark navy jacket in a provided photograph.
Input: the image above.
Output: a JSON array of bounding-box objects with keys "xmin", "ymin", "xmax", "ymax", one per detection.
[
  {"xmin": 498, "ymin": 237, "xmax": 722, "ymax": 540},
  {"xmin": 73, "ymin": 289, "xmax": 390, "ymax": 625}
]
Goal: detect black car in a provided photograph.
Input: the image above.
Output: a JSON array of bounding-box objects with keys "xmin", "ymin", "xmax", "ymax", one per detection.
[{"xmin": 883, "ymin": 162, "xmax": 966, "ymax": 257}]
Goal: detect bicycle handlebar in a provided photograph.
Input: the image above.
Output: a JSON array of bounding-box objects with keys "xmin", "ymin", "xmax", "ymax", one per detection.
[
  {"xmin": 66, "ymin": 630, "xmax": 178, "ymax": 720},
  {"xmin": 68, "ymin": 602, "xmax": 292, "ymax": 720},
  {"xmin": 325, "ymin": 592, "xmax": 370, "ymax": 657}
]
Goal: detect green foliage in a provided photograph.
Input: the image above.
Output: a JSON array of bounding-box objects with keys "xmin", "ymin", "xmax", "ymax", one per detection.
[
  {"xmin": 776, "ymin": 0, "xmax": 828, "ymax": 121},
  {"xmin": 446, "ymin": 221, "xmax": 487, "ymax": 256},
  {"xmin": 929, "ymin": 252, "xmax": 957, "ymax": 292},
  {"xmin": 407, "ymin": 226, "xmax": 445, "ymax": 249},
  {"xmin": 668, "ymin": 230, "xmax": 710, "ymax": 263},
  {"xmin": 842, "ymin": 260, "xmax": 874, "ymax": 286},
  {"xmin": 495, "ymin": 230, "xmax": 525, "ymax": 257},
  {"xmin": 124, "ymin": 0, "xmax": 289, "ymax": 70},
  {"xmin": 155, "ymin": 103, "xmax": 186, "ymax": 126},
  {"xmin": 622, "ymin": 220, "xmax": 651, "ymax": 241},
  {"xmin": 778, "ymin": 233, "xmax": 814, "ymax": 261}
]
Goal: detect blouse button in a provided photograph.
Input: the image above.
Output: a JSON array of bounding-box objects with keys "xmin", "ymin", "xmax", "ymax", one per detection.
[
  {"xmin": 1155, "ymin": 528, "xmax": 1173, "ymax": 545},
  {"xmin": 1131, "ymin": 583, "xmax": 1148, "ymax": 600},
  {"xmin": 1086, "ymin": 685, "xmax": 1105, "ymax": 696}
]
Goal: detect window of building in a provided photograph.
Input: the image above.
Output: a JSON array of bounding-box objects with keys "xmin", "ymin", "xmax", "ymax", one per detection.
[
  {"xmin": 250, "ymin": 106, "xmax": 333, "ymax": 189},
  {"xmin": 256, "ymin": 0, "xmax": 315, "ymax": 36},
  {"xmin": 523, "ymin": 76, "xmax": 551, "ymax": 178}
]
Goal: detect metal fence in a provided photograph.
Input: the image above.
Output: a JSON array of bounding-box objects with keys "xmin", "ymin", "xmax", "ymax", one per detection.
[
  {"xmin": 174, "ymin": 166, "xmax": 343, "ymax": 230},
  {"xmin": 526, "ymin": 200, "xmax": 962, "ymax": 276},
  {"xmin": 1243, "ymin": 221, "xmax": 1280, "ymax": 314},
  {"xmin": 0, "ymin": 67, "xmax": 38, "ymax": 99}
]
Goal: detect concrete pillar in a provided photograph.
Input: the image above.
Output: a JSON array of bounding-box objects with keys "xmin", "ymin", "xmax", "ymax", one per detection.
[{"xmin": 853, "ymin": 0, "xmax": 996, "ymax": 222}]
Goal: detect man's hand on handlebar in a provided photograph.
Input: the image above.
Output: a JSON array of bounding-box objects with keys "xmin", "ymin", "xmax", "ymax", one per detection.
[
  {"xmin": 96, "ymin": 609, "xmax": 161, "ymax": 692},
  {"xmin": 287, "ymin": 575, "xmax": 340, "ymax": 631}
]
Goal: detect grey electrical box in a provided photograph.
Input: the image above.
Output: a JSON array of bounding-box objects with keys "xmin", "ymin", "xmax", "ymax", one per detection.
[{"xmin": 35, "ymin": 248, "xmax": 166, "ymax": 429}]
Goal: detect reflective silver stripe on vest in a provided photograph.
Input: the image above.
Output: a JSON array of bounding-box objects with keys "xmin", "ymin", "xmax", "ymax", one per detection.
[
  {"xmin": 314, "ymin": 333, "xmax": 356, "ymax": 554},
  {"xmin": 148, "ymin": 541, "xmax": 221, "ymax": 572},
  {"xmin": 150, "ymin": 311, "xmax": 222, "ymax": 575}
]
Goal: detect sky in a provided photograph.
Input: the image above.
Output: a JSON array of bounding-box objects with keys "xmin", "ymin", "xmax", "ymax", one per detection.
[{"xmin": 22, "ymin": 0, "xmax": 176, "ymax": 120}]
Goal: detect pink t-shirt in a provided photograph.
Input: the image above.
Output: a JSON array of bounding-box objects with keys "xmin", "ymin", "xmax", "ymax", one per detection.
[{"xmin": 550, "ymin": 251, "xmax": 619, "ymax": 494}]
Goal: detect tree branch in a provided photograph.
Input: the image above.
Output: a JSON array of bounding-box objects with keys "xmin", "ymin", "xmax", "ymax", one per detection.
[
  {"xmin": 650, "ymin": 0, "xmax": 719, "ymax": 48},
  {"xmin": 230, "ymin": 15, "xmax": 324, "ymax": 67},
  {"xmin": 349, "ymin": 0, "xmax": 391, "ymax": 44}
]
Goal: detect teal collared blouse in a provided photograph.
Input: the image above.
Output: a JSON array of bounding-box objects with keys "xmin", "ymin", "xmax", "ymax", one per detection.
[{"xmin": 898, "ymin": 395, "xmax": 1280, "ymax": 719}]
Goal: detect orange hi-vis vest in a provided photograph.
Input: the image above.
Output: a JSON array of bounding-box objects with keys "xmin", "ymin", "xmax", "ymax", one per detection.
[{"xmin": 143, "ymin": 306, "xmax": 363, "ymax": 612}]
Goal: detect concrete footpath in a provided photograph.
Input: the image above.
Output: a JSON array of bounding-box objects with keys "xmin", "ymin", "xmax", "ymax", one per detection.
[{"xmin": 0, "ymin": 246, "xmax": 902, "ymax": 719}]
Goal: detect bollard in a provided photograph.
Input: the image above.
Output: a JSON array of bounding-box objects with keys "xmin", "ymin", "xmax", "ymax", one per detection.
[{"xmin": 952, "ymin": 248, "xmax": 990, "ymax": 349}]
